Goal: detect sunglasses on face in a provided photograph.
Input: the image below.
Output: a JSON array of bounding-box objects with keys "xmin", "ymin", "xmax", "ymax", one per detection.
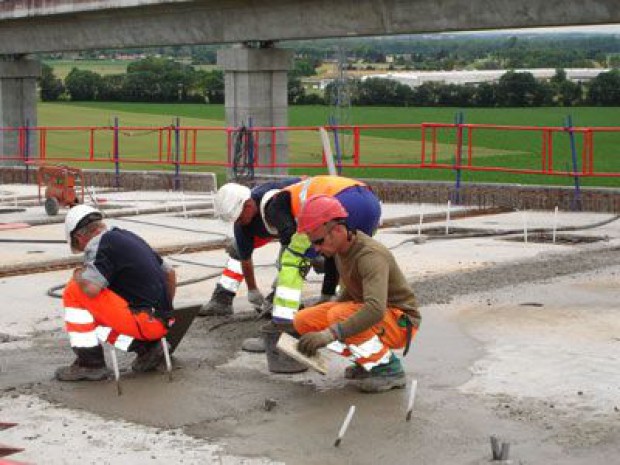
[{"xmin": 310, "ymin": 221, "xmax": 341, "ymax": 246}]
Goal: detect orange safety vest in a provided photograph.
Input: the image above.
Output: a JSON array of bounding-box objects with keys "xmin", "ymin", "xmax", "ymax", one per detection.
[{"xmin": 284, "ymin": 175, "xmax": 366, "ymax": 218}]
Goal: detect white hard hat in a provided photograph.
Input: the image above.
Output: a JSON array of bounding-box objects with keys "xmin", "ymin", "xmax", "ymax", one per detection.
[
  {"xmin": 64, "ymin": 204, "xmax": 102, "ymax": 253},
  {"xmin": 259, "ymin": 189, "xmax": 281, "ymax": 235},
  {"xmin": 215, "ymin": 183, "xmax": 251, "ymax": 222}
]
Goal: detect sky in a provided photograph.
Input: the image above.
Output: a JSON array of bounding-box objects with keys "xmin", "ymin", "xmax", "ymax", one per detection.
[{"xmin": 453, "ymin": 24, "xmax": 620, "ymax": 35}]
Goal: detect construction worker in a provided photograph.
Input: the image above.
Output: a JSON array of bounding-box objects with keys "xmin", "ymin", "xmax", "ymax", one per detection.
[
  {"xmin": 293, "ymin": 195, "xmax": 420, "ymax": 393},
  {"xmin": 55, "ymin": 205, "xmax": 177, "ymax": 381},
  {"xmin": 201, "ymin": 175, "xmax": 381, "ymax": 324},
  {"xmin": 200, "ymin": 177, "xmax": 302, "ymax": 317}
]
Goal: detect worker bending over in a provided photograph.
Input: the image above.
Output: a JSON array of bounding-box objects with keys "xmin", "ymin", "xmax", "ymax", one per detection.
[
  {"xmin": 202, "ymin": 176, "xmax": 381, "ymax": 327},
  {"xmin": 55, "ymin": 205, "xmax": 177, "ymax": 381},
  {"xmin": 294, "ymin": 195, "xmax": 420, "ymax": 393}
]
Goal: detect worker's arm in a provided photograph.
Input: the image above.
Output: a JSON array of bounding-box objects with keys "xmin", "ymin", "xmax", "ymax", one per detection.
[
  {"xmin": 162, "ymin": 262, "xmax": 177, "ymax": 303},
  {"xmin": 73, "ymin": 266, "xmax": 104, "ymax": 299},
  {"xmin": 241, "ymin": 258, "xmax": 258, "ymax": 291},
  {"xmin": 335, "ymin": 253, "xmax": 389, "ymax": 339}
]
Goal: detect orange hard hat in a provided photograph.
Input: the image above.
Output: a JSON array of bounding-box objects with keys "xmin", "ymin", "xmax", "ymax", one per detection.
[{"xmin": 297, "ymin": 195, "xmax": 348, "ymax": 233}]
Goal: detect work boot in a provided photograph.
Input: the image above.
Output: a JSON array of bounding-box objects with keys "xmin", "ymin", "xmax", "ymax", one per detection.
[
  {"xmin": 131, "ymin": 341, "xmax": 164, "ymax": 373},
  {"xmin": 199, "ymin": 285, "xmax": 234, "ymax": 316},
  {"xmin": 357, "ymin": 355, "xmax": 406, "ymax": 393},
  {"xmin": 344, "ymin": 363, "xmax": 371, "ymax": 380},
  {"xmin": 55, "ymin": 360, "xmax": 110, "ymax": 382}
]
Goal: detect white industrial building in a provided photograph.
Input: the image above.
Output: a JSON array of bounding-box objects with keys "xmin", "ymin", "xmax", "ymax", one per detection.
[{"xmin": 361, "ymin": 68, "xmax": 610, "ymax": 87}]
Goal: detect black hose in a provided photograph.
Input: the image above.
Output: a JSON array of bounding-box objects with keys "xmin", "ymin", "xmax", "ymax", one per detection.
[
  {"xmin": 388, "ymin": 214, "xmax": 620, "ymax": 250},
  {"xmin": 0, "ymin": 239, "xmax": 65, "ymax": 244}
]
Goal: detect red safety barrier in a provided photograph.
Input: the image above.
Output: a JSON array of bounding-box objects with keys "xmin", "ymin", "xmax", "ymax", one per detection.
[{"xmin": 2, "ymin": 123, "xmax": 619, "ymax": 178}]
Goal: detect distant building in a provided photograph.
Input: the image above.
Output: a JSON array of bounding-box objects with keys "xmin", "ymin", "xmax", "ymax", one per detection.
[{"xmin": 362, "ymin": 69, "xmax": 610, "ymax": 88}]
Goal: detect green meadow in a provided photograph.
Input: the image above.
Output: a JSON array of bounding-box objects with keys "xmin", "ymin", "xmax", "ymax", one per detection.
[{"xmin": 37, "ymin": 102, "xmax": 620, "ymax": 188}]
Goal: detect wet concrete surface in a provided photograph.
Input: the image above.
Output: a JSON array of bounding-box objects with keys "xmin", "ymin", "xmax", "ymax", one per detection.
[{"xmin": 0, "ymin": 184, "xmax": 619, "ymax": 464}]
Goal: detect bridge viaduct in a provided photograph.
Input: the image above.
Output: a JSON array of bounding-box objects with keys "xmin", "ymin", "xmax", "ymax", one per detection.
[{"xmin": 0, "ymin": 0, "xmax": 619, "ymax": 167}]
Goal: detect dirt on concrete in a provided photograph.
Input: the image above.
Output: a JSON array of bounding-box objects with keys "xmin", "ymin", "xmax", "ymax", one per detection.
[{"xmin": 0, "ymin": 245, "xmax": 618, "ymax": 464}]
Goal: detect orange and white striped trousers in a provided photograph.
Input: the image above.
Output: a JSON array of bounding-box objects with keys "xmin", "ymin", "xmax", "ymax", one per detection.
[
  {"xmin": 293, "ymin": 301, "xmax": 417, "ymax": 371},
  {"xmin": 62, "ymin": 279, "xmax": 168, "ymax": 352}
]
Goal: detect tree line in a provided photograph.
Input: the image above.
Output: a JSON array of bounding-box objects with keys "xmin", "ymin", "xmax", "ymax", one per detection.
[
  {"xmin": 323, "ymin": 69, "xmax": 620, "ymax": 107},
  {"xmin": 40, "ymin": 57, "xmax": 620, "ymax": 107}
]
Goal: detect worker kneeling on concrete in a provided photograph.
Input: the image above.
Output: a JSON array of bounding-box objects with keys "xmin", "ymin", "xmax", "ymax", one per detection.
[
  {"xmin": 203, "ymin": 175, "xmax": 381, "ymax": 352},
  {"xmin": 293, "ymin": 195, "xmax": 420, "ymax": 393},
  {"xmin": 55, "ymin": 205, "xmax": 177, "ymax": 381}
]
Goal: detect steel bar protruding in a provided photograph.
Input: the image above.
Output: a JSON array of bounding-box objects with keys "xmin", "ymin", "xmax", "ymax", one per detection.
[
  {"xmin": 162, "ymin": 338, "xmax": 172, "ymax": 382},
  {"xmin": 109, "ymin": 345, "xmax": 122, "ymax": 396}
]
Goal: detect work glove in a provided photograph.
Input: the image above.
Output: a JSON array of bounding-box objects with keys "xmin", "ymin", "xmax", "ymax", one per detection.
[
  {"xmin": 248, "ymin": 289, "xmax": 265, "ymax": 309},
  {"xmin": 297, "ymin": 329, "xmax": 335, "ymax": 357}
]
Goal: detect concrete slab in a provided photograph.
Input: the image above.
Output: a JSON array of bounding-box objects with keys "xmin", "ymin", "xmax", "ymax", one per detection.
[{"xmin": 1, "ymin": 186, "xmax": 619, "ymax": 464}]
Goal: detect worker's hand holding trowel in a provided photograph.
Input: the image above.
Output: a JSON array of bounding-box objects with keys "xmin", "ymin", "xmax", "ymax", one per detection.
[{"xmin": 297, "ymin": 329, "xmax": 335, "ymax": 357}]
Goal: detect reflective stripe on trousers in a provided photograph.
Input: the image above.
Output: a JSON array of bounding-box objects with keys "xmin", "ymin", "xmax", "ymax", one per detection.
[
  {"xmin": 63, "ymin": 278, "xmax": 168, "ymax": 351},
  {"xmin": 272, "ymin": 233, "xmax": 310, "ymax": 323},
  {"xmin": 293, "ymin": 301, "xmax": 416, "ymax": 371},
  {"xmin": 218, "ymin": 257, "xmax": 244, "ymax": 294}
]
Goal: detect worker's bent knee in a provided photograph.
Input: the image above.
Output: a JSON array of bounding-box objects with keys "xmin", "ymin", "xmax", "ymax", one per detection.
[{"xmin": 62, "ymin": 278, "xmax": 85, "ymax": 305}]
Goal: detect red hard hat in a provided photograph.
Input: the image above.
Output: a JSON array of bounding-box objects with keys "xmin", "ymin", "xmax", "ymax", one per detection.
[{"xmin": 297, "ymin": 195, "xmax": 348, "ymax": 233}]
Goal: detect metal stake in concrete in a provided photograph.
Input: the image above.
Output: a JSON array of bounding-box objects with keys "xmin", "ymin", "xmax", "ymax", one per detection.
[
  {"xmin": 445, "ymin": 200, "xmax": 451, "ymax": 235},
  {"xmin": 108, "ymin": 345, "xmax": 122, "ymax": 396},
  {"xmin": 552, "ymin": 206, "xmax": 558, "ymax": 243},
  {"xmin": 334, "ymin": 405, "xmax": 356, "ymax": 447},
  {"xmin": 405, "ymin": 379, "xmax": 418, "ymax": 421},
  {"xmin": 418, "ymin": 206, "xmax": 424, "ymax": 237},
  {"xmin": 490, "ymin": 435, "xmax": 501, "ymax": 460},
  {"xmin": 162, "ymin": 338, "xmax": 173, "ymax": 382}
]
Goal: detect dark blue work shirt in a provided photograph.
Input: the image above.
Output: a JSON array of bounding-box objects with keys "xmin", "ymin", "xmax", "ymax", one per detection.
[
  {"xmin": 82, "ymin": 227, "xmax": 172, "ymax": 321},
  {"xmin": 234, "ymin": 178, "xmax": 301, "ymax": 260}
]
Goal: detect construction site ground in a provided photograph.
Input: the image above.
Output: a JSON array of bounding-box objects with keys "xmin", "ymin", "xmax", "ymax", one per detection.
[{"xmin": 0, "ymin": 184, "xmax": 618, "ymax": 464}]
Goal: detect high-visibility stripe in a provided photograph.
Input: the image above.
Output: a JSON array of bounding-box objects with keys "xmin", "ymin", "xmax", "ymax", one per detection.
[
  {"xmin": 275, "ymin": 286, "xmax": 302, "ymax": 303},
  {"xmin": 222, "ymin": 268, "xmax": 244, "ymax": 282},
  {"xmin": 272, "ymin": 305, "xmax": 296, "ymax": 321},
  {"xmin": 114, "ymin": 334, "xmax": 134, "ymax": 351},
  {"xmin": 348, "ymin": 335, "xmax": 384, "ymax": 359},
  {"xmin": 96, "ymin": 326, "xmax": 134, "ymax": 352},
  {"xmin": 95, "ymin": 326, "xmax": 112, "ymax": 342},
  {"xmin": 219, "ymin": 275, "xmax": 242, "ymax": 293},
  {"xmin": 357, "ymin": 349, "xmax": 392, "ymax": 371},
  {"xmin": 64, "ymin": 307, "xmax": 94, "ymax": 324},
  {"xmin": 69, "ymin": 330, "xmax": 99, "ymax": 348},
  {"xmin": 326, "ymin": 341, "xmax": 347, "ymax": 354},
  {"xmin": 298, "ymin": 178, "xmax": 313, "ymax": 207},
  {"xmin": 65, "ymin": 321, "xmax": 97, "ymax": 334},
  {"xmin": 225, "ymin": 258, "xmax": 243, "ymax": 274}
]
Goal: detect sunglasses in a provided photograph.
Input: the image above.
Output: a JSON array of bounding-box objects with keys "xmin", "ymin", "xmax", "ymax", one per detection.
[{"xmin": 310, "ymin": 221, "xmax": 341, "ymax": 246}]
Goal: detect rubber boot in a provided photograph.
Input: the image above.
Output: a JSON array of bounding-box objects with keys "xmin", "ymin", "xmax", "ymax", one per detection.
[
  {"xmin": 55, "ymin": 345, "xmax": 110, "ymax": 382},
  {"xmin": 357, "ymin": 354, "xmax": 406, "ymax": 393},
  {"xmin": 131, "ymin": 340, "xmax": 164, "ymax": 372},
  {"xmin": 199, "ymin": 285, "xmax": 234, "ymax": 316},
  {"xmin": 241, "ymin": 320, "xmax": 299, "ymax": 354}
]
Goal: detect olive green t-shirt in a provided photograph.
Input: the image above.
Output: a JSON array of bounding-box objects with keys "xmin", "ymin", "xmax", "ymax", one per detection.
[{"xmin": 335, "ymin": 231, "xmax": 420, "ymax": 338}]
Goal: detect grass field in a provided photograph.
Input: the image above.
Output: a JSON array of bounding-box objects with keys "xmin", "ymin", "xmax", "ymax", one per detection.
[
  {"xmin": 45, "ymin": 60, "xmax": 218, "ymax": 80},
  {"xmin": 44, "ymin": 60, "xmax": 131, "ymax": 80},
  {"xmin": 36, "ymin": 102, "xmax": 620, "ymax": 188}
]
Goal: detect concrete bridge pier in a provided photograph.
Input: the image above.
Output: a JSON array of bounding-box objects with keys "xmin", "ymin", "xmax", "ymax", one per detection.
[
  {"xmin": 0, "ymin": 56, "xmax": 40, "ymax": 166},
  {"xmin": 218, "ymin": 44, "xmax": 293, "ymax": 177}
]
